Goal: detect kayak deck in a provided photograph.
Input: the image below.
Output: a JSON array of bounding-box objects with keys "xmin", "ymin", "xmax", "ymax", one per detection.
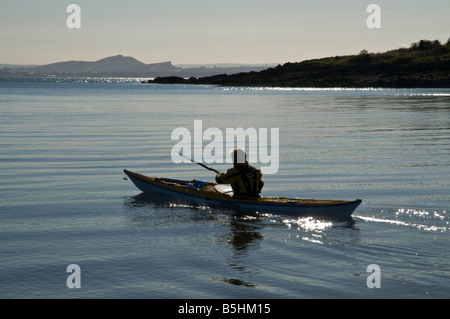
[{"xmin": 123, "ymin": 169, "xmax": 362, "ymax": 216}]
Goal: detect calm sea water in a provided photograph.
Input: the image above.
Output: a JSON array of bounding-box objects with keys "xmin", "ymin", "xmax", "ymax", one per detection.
[{"xmin": 0, "ymin": 78, "xmax": 449, "ymax": 299}]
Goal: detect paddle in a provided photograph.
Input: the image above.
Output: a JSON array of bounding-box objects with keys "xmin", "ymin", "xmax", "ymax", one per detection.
[{"xmin": 178, "ymin": 152, "xmax": 220, "ymax": 174}]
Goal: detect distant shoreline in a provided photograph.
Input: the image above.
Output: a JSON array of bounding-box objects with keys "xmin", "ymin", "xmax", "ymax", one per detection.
[
  {"xmin": 147, "ymin": 39, "xmax": 450, "ymax": 89},
  {"xmin": 0, "ymin": 55, "xmax": 274, "ymax": 79}
]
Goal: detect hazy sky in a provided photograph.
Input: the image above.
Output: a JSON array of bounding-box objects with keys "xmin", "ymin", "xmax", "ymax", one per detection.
[{"xmin": 1, "ymin": 0, "xmax": 449, "ymax": 65}]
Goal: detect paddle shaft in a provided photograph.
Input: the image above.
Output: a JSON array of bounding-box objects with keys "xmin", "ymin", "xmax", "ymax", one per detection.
[{"xmin": 179, "ymin": 152, "xmax": 220, "ymax": 174}]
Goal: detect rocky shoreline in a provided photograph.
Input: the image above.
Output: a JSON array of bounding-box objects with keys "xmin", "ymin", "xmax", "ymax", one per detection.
[{"xmin": 147, "ymin": 39, "xmax": 450, "ymax": 88}]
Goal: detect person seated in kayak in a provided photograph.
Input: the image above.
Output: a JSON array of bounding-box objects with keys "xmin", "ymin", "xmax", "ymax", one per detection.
[{"xmin": 215, "ymin": 149, "xmax": 264, "ymax": 198}]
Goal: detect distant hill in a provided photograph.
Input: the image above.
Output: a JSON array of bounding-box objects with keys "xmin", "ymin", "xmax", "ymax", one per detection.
[
  {"xmin": 0, "ymin": 55, "xmax": 179, "ymax": 77},
  {"xmin": 0, "ymin": 55, "xmax": 274, "ymax": 78},
  {"xmin": 150, "ymin": 39, "xmax": 450, "ymax": 88},
  {"xmin": 32, "ymin": 55, "xmax": 150, "ymax": 74}
]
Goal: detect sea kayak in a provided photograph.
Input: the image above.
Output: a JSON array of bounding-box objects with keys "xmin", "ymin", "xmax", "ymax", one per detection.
[{"xmin": 123, "ymin": 169, "xmax": 362, "ymax": 217}]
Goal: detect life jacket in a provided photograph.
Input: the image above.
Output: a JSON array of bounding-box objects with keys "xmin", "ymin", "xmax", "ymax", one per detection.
[{"xmin": 233, "ymin": 164, "xmax": 264, "ymax": 197}]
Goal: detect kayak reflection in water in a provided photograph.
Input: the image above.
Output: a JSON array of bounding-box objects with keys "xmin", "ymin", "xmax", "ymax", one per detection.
[{"xmin": 215, "ymin": 149, "xmax": 264, "ymax": 198}]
